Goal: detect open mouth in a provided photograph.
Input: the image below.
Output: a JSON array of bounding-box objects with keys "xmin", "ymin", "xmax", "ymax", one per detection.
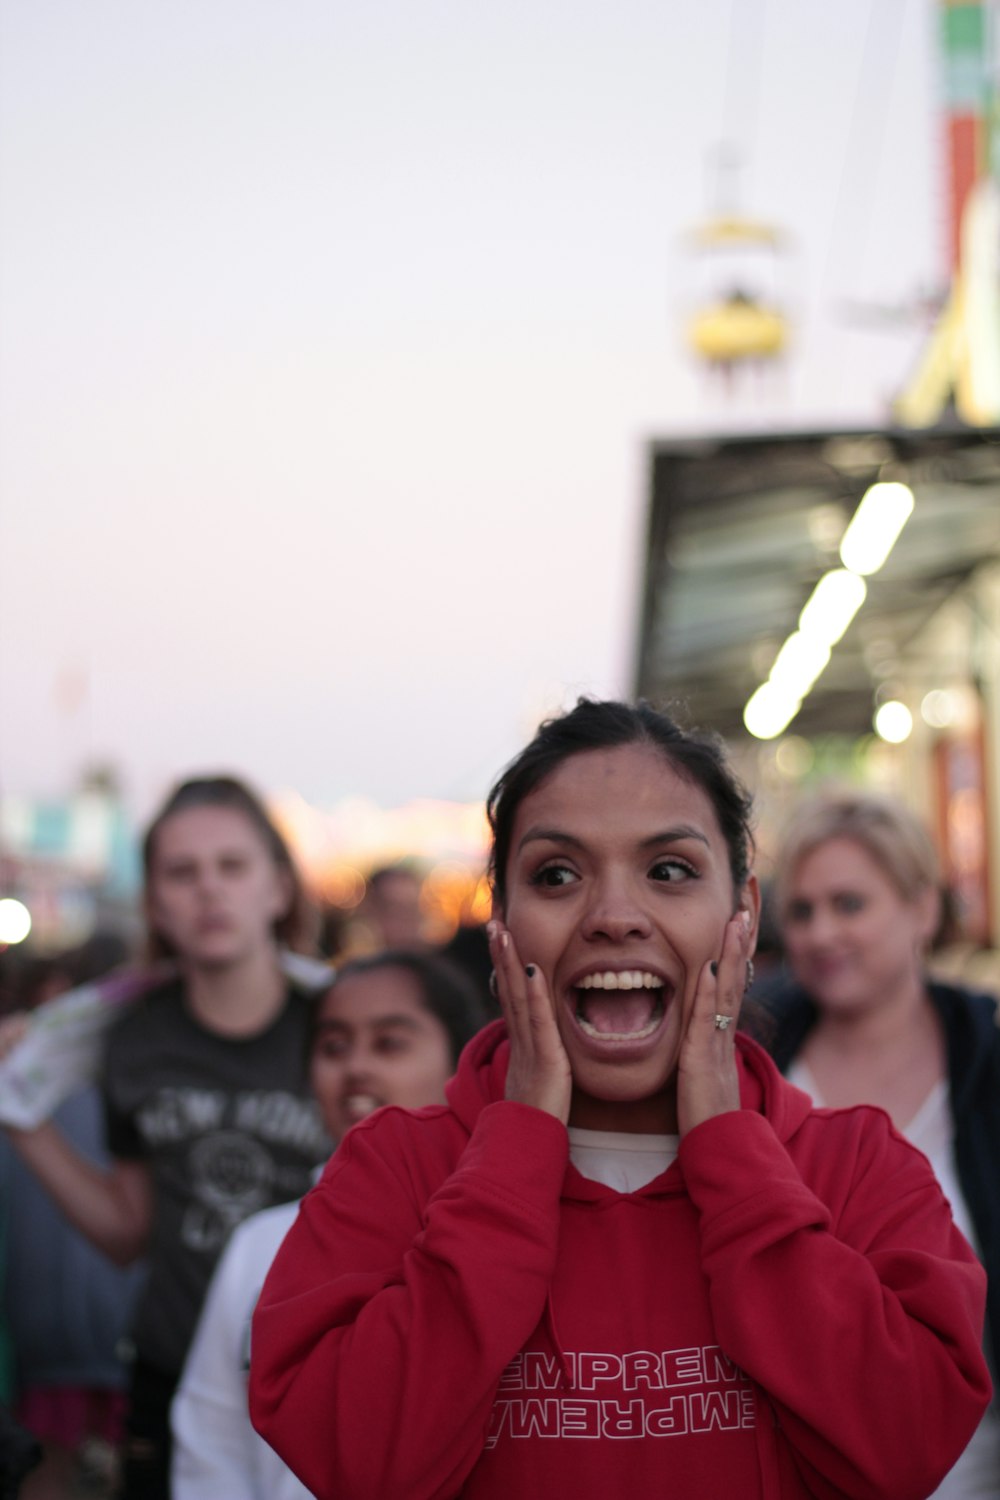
[{"xmin": 572, "ymin": 971, "xmax": 667, "ymax": 1042}]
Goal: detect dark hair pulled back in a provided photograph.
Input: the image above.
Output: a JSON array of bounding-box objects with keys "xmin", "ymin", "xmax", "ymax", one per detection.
[
  {"xmin": 487, "ymin": 699, "xmax": 754, "ymax": 909},
  {"xmin": 327, "ymin": 949, "xmax": 488, "ymax": 1066}
]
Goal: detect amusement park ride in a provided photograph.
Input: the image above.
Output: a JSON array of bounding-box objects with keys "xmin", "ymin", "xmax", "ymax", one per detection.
[
  {"xmin": 639, "ymin": 0, "xmax": 1000, "ymax": 766},
  {"xmin": 685, "ymin": 0, "xmax": 1000, "ymax": 425},
  {"xmin": 895, "ymin": 0, "xmax": 1000, "ymax": 424},
  {"xmin": 684, "ymin": 145, "xmax": 789, "ymax": 378}
]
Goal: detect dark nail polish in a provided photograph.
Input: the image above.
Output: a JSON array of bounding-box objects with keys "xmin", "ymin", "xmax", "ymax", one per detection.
[
  {"xmin": 525, "ymin": 964, "xmax": 536, "ymax": 978},
  {"xmin": 710, "ymin": 961, "xmax": 718, "ymax": 977}
]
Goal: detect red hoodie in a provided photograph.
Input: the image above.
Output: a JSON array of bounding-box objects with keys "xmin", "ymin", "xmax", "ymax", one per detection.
[{"xmin": 250, "ymin": 1022, "xmax": 990, "ymax": 1500}]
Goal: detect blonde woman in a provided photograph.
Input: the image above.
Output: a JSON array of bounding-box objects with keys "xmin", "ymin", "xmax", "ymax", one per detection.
[{"xmin": 765, "ymin": 788, "xmax": 1000, "ymax": 1499}]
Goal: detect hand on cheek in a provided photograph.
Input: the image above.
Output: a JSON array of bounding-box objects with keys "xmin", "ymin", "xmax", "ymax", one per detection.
[
  {"xmin": 676, "ymin": 910, "xmax": 752, "ymax": 1138},
  {"xmin": 488, "ymin": 920, "xmax": 572, "ymax": 1126}
]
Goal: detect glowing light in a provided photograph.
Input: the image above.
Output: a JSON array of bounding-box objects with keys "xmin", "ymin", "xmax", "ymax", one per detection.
[
  {"xmin": 921, "ymin": 690, "xmax": 958, "ymax": 729},
  {"xmin": 743, "ymin": 682, "xmax": 801, "ymax": 740},
  {"xmin": 320, "ymin": 865, "xmax": 367, "ymax": 909},
  {"xmin": 839, "ymin": 482, "xmax": 914, "ymax": 576},
  {"xmin": 798, "ymin": 569, "xmax": 867, "ymax": 646},
  {"xmin": 774, "ymin": 736, "xmax": 815, "ymax": 779},
  {"xmin": 0, "ymin": 898, "xmax": 31, "ymax": 945},
  {"xmin": 469, "ymin": 875, "xmax": 493, "ymax": 924},
  {"xmin": 741, "ymin": 492, "xmax": 903, "ymax": 745},
  {"xmin": 769, "ymin": 631, "xmax": 831, "ymax": 698},
  {"xmin": 874, "ymin": 700, "xmax": 913, "ymax": 744}
]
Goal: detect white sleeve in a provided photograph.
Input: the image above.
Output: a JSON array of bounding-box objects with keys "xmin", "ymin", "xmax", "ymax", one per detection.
[{"xmin": 172, "ymin": 1209, "xmax": 310, "ymax": 1500}]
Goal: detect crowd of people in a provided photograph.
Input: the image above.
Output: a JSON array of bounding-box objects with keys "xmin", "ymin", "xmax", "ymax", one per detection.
[{"xmin": 1, "ymin": 698, "xmax": 998, "ymax": 1498}]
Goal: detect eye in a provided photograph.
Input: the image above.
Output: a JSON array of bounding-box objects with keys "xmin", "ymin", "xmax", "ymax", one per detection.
[
  {"xmin": 785, "ymin": 899, "xmax": 812, "ymax": 925},
  {"xmin": 835, "ymin": 892, "xmax": 866, "ymax": 915},
  {"xmin": 315, "ymin": 1036, "xmax": 348, "ymax": 1060},
  {"xmin": 529, "ymin": 863, "xmax": 578, "ymax": 889},
  {"xmin": 648, "ymin": 858, "xmax": 696, "ymax": 884},
  {"xmin": 374, "ymin": 1034, "xmax": 411, "ymax": 1055}
]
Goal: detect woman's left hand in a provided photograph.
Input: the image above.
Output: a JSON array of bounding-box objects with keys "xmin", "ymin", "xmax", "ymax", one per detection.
[{"xmin": 676, "ymin": 910, "xmax": 752, "ymax": 1138}]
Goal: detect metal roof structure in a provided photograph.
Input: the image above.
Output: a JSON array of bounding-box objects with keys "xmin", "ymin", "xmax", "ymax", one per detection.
[{"xmin": 634, "ymin": 425, "xmax": 1000, "ymax": 741}]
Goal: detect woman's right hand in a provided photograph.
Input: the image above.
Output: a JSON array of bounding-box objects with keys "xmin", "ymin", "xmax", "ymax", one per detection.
[
  {"xmin": 0, "ymin": 1011, "xmax": 29, "ymax": 1062},
  {"xmin": 488, "ymin": 920, "xmax": 572, "ymax": 1125}
]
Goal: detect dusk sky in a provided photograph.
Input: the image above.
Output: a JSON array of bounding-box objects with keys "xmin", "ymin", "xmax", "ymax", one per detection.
[{"xmin": 1, "ymin": 0, "xmax": 941, "ymax": 819}]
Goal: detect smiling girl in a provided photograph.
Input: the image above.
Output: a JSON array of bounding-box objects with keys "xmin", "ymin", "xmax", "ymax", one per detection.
[
  {"xmin": 172, "ymin": 949, "xmax": 486, "ymax": 1500},
  {"xmin": 250, "ymin": 701, "xmax": 989, "ymax": 1499}
]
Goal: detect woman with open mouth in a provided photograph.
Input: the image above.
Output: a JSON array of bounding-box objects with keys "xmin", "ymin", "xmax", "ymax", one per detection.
[{"xmin": 250, "ymin": 699, "xmax": 990, "ymax": 1498}]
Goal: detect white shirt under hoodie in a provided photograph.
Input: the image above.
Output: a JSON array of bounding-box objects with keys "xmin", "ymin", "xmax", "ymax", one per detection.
[
  {"xmin": 171, "ymin": 1199, "xmax": 313, "ymax": 1500},
  {"xmin": 787, "ymin": 1060, "xmax": 1000, "ymax": 1500}
]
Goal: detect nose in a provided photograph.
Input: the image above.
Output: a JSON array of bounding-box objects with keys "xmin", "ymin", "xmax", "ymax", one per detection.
[
  {"xmin": 195, "ymin": 862, "xmax": 225, "ymax": 900},
  {"xmin": 798, "ymin": 905, "xmax": 838, "ymax": 946},
  {"xmin": 580, "ymin": 873, "xmax": 653, "ymax": 944},
  {"xmin": 342, "ymin": 1047, "xmax": 377, "ymax": 1087}
]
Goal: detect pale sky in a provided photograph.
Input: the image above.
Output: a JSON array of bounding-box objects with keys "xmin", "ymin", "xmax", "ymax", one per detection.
[{"xmin": 0, "ymin": 0, "xmax": 941, "ymax": 818}]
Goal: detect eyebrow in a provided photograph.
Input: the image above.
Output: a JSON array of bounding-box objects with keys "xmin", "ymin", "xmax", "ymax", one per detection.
[
  {"xmin": 516, "ymin": 824, "xmax": 711, "ymax": 853},
  {"xmin": 160, "ymin": 846, "xmax": 249, "ymax": 866}
]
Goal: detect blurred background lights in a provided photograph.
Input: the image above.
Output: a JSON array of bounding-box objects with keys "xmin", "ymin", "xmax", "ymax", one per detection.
[
  {"xmin": 874, "ymin": 700, "xmax": 914, "ymax": 744},
  {"xmin": 921, "ymin": 689, "xmax": 959, "ymax": 729},
  {"xmin": 839, "ymin": 482, "xmax": 915, "ymax": 576},
  {"xmin": 769, "ymin": 632, "xmax": 831, "ymax": 698},
  {"xmin": 774, "ymin": 736, "xmax": 815, "ymax": 779},
  {"xmin": 743, "ymin": 682, "xmax": 801, "ymax": 740},
  {"xmin": 798, "ymin": 569, "xmax": 867, "ymax": 646},
  {"xmin": 0, "ymin": 898, "xmax": 32, "ymax": 946},
  {"xmin": 319, "ymin": 865, "xmax": 367, "ymax": 910}
]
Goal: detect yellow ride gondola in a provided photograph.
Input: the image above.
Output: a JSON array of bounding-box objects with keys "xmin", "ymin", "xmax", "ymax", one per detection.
[{"xmin": 685, "ymin": 214, "xmax": 790, "ymax": 370}]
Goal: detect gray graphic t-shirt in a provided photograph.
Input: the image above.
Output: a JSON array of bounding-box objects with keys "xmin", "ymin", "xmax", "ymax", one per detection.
[{"xmin": 103, "ymin": 982, "xmax": 331, "ymax": 1375}]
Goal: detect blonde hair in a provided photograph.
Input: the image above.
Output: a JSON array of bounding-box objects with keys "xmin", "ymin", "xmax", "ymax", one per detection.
[{"xmin": 774, "ymin": 788, "xmax": 940, "ymax": 916}]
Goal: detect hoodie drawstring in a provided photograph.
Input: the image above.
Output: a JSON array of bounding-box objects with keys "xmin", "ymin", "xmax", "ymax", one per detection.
[{"xmin": 543, "ymin": 1291, "xmax": 575, "ymax": 1390}]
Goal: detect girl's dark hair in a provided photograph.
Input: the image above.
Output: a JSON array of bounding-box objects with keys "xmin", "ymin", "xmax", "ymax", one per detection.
[
  {"xmin": 487, "ymin": 698, "xmax": 754, "ymax": 908},
  {"xmin": 326, "ymin": 949, "xmax": 488, "ymax": 1066},
  {"xmin": 142, "ymin": 776, "xmax": 316, "ymax": 960}
]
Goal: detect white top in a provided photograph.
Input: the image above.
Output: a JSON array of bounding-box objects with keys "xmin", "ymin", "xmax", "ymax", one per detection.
[
  {"xmin": 788, "ymin": 1060, "xmax": 1000, "ymax": 1500},
  {"xmin": 171, "ymin": 1200, "xmax": 315, "ymax": 1500},
  {"xmin": 568, "ymin": 1127, "xmax": 679, "ymax": 1192}
]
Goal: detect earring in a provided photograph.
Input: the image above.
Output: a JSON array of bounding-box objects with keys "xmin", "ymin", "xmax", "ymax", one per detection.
[
  {"xmin": 489, "ymin": 969, "xmax": 499, "ymax": 1001},
  {"xmin": 744, "ymin": 959, "xmax": 755, "ymax": 995}
]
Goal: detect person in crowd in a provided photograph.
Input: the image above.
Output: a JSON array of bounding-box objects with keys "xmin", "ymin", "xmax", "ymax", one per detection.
[
  {"xmin": 362, "ymin": 865, "xmax": 426, "ymax": 951},
  {"xmin": 438, "ymin": 921, "xmax": 495, "ymax": 1017},
  {"xmin": 0, "ymin": 939, "xmax": 143, "ymax": 1500},
  {"xmin": 2, "ymin": 777, "xmax": 333, "ymax": 1500},
  {"xmin": 249, "ymin": 699, "xmax": 990, "ymax": 1500},
  {"xmin": 759, "ymin": 787, "xmax": 1000, "ymax": 1499},
  {"xmin": 171, "ymin": 948, "xmax": 487, "ymax": 1500}
]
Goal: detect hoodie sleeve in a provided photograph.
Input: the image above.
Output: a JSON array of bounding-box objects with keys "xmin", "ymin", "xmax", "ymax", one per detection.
[
  {"xmin": 680, "ymin": 1107, "xmax": 991, "ymax": 1500},
  {"xmin": 249, "ymin": 1100, "xmax": 568, "ymax": 1500}
]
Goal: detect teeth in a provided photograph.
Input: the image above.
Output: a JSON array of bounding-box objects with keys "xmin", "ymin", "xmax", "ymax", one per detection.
[
  {"xmin": 576, "ymin": 970, "xmax": 663, "ymax": 991},
  {"xmin": 343, "ymin": 1094, "xmax": 380, "ymax": 1117}
]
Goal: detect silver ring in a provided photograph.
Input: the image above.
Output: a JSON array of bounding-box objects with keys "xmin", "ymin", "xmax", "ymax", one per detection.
[{"xmin": 713, "ymin": 1013, "xmax": 733, "ymax": 1031}]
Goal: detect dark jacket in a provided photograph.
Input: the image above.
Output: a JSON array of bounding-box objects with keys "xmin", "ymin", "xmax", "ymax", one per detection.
[{"xmin": 762, "ymin": 977, "xmax": 1000, "ymax": 1379}]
